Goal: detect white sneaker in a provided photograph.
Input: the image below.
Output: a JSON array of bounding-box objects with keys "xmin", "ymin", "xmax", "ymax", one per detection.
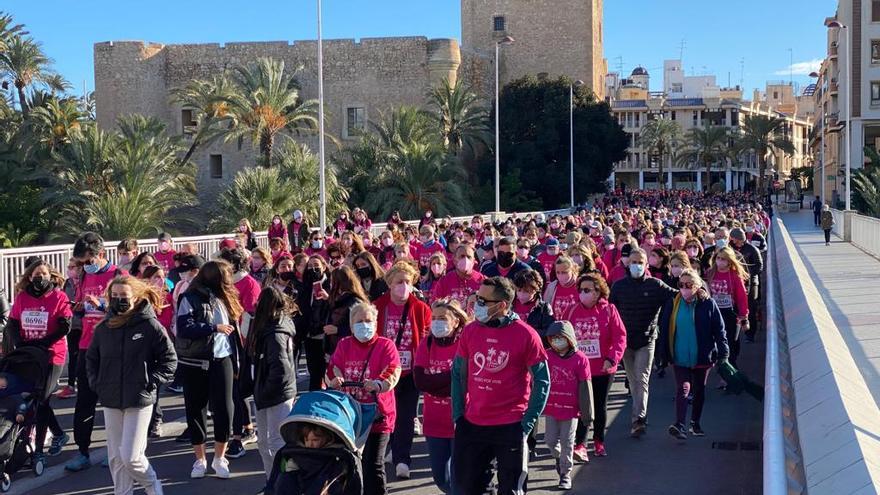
[
  {"xmin": 190, "ymin": 459, "xmax": 207, "ymax": 479},
  {"xmin": 413, "ymin": 417, "xmax": 422, "ymax": 435},
  {"xmin": 395, "ymin": 462, "xmax": 410, "ymax": 479},
  {"xmin": 384, "ymin": 452, "xmax": 392, "ymax": 464},
  {"xmin": 212, "ymin": 456, "xmax": 230, "ymax": 479}
]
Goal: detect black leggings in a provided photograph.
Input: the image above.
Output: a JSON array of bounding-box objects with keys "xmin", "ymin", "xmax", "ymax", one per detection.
[
  {"xmin": 576, "ymin": 374, "xmax": 612, "ymax": 444},
  {"xmin": 363, "ymin": 432, "xmax": 390, "ymax": 495},
  {"xmin": 232, "ymin": 379, "xmax": 252, "ymax": 437},
  {"xmin": 182, "ymin": 357, "xmax": 234, "ymax": 445},
  {"xmin": 66, "ymin": 329, "xmax": 81, "ymax": 389},
  {"xmin": 35, "ymin": 364, "xmax": 64, "ymax": 454},
  {"xmin": 824, "ymin": 229, "xmax": 831, "ymax": 243},
  {"xmin": 721, "ymin": 309, "xmax": 741, "ymax": 367},
  {"xmin": 304, "ymin": 338, "xmax": 326, "ymax": 392},
  {"xmin": 73, "ymin": 351, "xmax": 98, "ymax": 456}
]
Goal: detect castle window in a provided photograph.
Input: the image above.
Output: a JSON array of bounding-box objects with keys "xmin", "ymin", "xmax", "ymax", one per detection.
[
  {"xmin": 181, "ymin": 109, "xmax": 197, "ymax": 134},
  {"xmin": 493, "ymin": 16, "xmax": 506, "ymax": 32},
  {"xmin": 210, "ymin": 154, "xmax": 223, "ymax": 179},
  {"xmin": 345, "ymin": 107, "xmax": 366, "ymax": 138}
]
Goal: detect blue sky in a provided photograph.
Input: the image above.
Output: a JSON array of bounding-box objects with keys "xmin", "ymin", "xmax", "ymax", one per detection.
[{"xmin": 7, "ymin": 0, "xmax": 834, "ymax": 97}]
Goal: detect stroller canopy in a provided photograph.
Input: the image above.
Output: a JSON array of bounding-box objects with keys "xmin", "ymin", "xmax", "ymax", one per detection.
[{"xmin": 280, "ymin": 390, "xmax": 376, "ymax": 451}]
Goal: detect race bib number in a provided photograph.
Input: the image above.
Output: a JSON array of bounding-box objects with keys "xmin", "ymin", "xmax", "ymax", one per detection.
[
  {"xmin": 84, "ymin": 297, "xmax": 106, "ymax": 317},
  {"xmin": 578, "ymin": 339, "xmax": 601, "ymax": 359},
  {"xmin": 715, "ymin": 293, "xmax": 732, "ymax": 309},
  {"xmin": 22, "ymin": 310, "xmax": 49, "ymax": 337},
  {"xmin": 399, "ymin": 351, "xmax": 413, "ymax": 371}
]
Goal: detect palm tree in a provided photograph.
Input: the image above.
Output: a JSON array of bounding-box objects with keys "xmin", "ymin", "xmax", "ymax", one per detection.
[
  {"xmin": 0, "ymin": 36, "xmax": 52, "ymax": 115},
  {"xmin": 365, "ymin": 141, "xmax": 470, "ymax": 219},
  {"xmin": 676, "ymin": 125, "xmax": 730, "ymax": 191},
  {"xmin": 640, "ymin": 117, "xmax": 681, "ymax": 189},
  {"xmin": 0, "ymin": 13, "xmax": 25, "ymax": 54},
  {"xmin": 24, "ymin": 96, "xmax": 85, "ymax": 157},
  {"xmin": 427, "ymin": 77, "xmax": 490, "ymax": 156},
  {"xmin": 853, "ymin": 167, "xmax": 880, "ymax": 217},
  {"xmin": 371, "ymin": 105, "xmax": 438, "ymax": 154},
  {"xmin": 224, "ymin": 57, "xmax": 319, "ymax": 167},
  {"xmin": 169, "ymin": 74, "xmax": 235, "ymax": 165},
  {"xmin": 734, "ymin": 114, "xmax": 796, "ymax": 193}
]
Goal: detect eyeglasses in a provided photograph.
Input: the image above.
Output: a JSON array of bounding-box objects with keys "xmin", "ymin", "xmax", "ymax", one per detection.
[
  {"xmin": 475, "ymin": 296, "xmax": 503, "ymax": 305},
  {"xmin": 678, "ymin": 282, "xmax": 695, "ymax": 289}
]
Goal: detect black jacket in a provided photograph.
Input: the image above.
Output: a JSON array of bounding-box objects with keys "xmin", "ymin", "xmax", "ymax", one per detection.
[
  {"xmin": 734, "ymin": 241, "xmax": 764, "ymax": 291},
  {"xmin": 526, "ymin": 299, "xmax": 556, "ymax": 340},
  {"xmin": 480, "ymin": 260, "xmax": 530, "ymax": 280},
  {"xmin": 253, "ymin": 317, "xmax": 297, "ymax": 410},
  {"xmin": 609, "ymin": 274, "xmax": 677, "ymax": 350},
  {"xmin": 86, "ymin": 304, "xmax": 177, "ymax": 409},
  {"xmin": 175, "ymin": 287, "xmax": 242, "ymax": 373},
  {"xmin": 323, "ymin": 292, "xmax": 361, "ymax": 355}
]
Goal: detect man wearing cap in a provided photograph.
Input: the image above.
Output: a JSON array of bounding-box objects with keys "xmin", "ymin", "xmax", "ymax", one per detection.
[
  {"xmin": 729, "ymin": 228, "xmax": 763, "ymax": 342},
  {"xmin": 155, "ymin": 232, "xmax": 176, "ymax": 272},
  {"xmin": 287, "ymin": 210, "xmax": 310, "ymax": 253},
  {"xmin": 537, "ymin": 238, "xmax": 562, "ymax": 279}
]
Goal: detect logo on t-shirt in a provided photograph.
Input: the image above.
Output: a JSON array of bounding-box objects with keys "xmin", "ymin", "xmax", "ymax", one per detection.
[{"xmin": 473, "ymin": 347, "xmax": 509, "ymax": 376}]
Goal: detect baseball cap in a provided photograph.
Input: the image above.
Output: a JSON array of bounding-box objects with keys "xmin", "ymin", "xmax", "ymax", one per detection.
[
  {"xmin": 219, "ymin": 239, "xmax": 237, "ymax": 250},
  {"xmin": 178, "ymin": 254, "xmax": 205, "ymax": 272},
  {"xmin": 546, "ymin": 238, "xmax": 560, "ymax": 247}
]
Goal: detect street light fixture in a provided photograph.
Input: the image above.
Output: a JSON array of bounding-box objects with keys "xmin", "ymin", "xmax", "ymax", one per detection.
[
  {"xmin": 570, "ymin": 80, "xmax": 584, "ymax": 208},
  {"xmin": 494, "ymin": 36, "xmax": 514, "ymax": 213},
  {"xmin": 825, "ymin": 19, "xmax": 852, "ymax": 211}
]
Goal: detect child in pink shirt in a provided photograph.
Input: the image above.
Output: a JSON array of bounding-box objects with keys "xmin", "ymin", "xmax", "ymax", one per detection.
[{"xmin": 543, "ymin": 321, "xmax": 593, "ymax": 490}]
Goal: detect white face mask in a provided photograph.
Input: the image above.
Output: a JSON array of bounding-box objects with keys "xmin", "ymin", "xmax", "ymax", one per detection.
[
  {"xmin": 353, "ymin": 321, "xmax": 376, "ymax": 342},
  {"xmin": 431, "ymin": 320, "xmax": 454, "ymax": 338}
]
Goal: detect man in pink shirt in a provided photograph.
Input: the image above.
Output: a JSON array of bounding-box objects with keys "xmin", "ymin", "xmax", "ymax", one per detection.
[
  {"xmin": 154, "ymin": 232, "xmax": 177, "ymax": 273},
  {"xmin": 451, "ymin": 277, "xmax": 549, "ymax": 494},
  {"xmin": 432, "ymin": 245, "xmax": 484, "ymax": 309}
]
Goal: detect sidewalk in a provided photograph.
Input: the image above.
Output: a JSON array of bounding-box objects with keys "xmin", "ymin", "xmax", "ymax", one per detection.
[{"xmin": 781, "ymin": 210, "xmax": 880, "ymax": 406}]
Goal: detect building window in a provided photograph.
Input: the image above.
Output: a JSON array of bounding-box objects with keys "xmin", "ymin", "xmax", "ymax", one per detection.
[
  {"xmin": 872, "ymin": 40, "xmax": 880, "ymax": 64},
  {"xmin": 874, "ymin": 0, "xmax": 880, "ymax": 22},
  {"xmin": 181, "ymin": 109, "xmax": 197, "ymax": 134},
  {"xmin": 493, "ymin": 16, "xmax": 506, "ymax": 32},
  {"xmin": 671, "ymin": 83, "xmax": 682, "ymax": 93},
  {"xmin": 773, "ymin": 91, "xmax": 779, "ymax": 99},
  {"xmin": 872, "ymin": 82, "xmax": 880, "ymax": 105},
  {"xmin": 345, "ymin": 107, "xmax": 366, "ymax": 138},
  {"xmin": 210, "ymin": 154, "xmax": 223, "ymax": 179},
  {"xmin": 670, "ymin": 111, "xmax": 677, "ymax": 121}
]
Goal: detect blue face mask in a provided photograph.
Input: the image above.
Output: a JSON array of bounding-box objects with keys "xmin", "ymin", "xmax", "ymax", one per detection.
[
  {"xmin": 83, "ymin": 262, "xmax": 101, "ymax": 274},
  {"xmin": 629, "ymin": 263, "xmax": 646, "ymax": 278},
  {"xmin": 474, "ymin": 302, "xmax": 491, "ymax": 323},
  {"xmin": 353, "ymin": 321, "xmax": 376, "ymax": 342},
  {"xmin": 715, "ymin": 239, "xmax": 728, "ymax": 250}
]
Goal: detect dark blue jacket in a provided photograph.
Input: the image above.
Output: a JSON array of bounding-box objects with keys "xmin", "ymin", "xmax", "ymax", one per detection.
[
  {"xmin": 657, "ymin": 295, "xmax": 729, "ymax": 368},
  {"xmin": 480, "ymin": 260, "xmax": 530, "ymax": 280},
  {"xmin": 175, "ymin": 287, "xmax": 241, "ymax": 372}
]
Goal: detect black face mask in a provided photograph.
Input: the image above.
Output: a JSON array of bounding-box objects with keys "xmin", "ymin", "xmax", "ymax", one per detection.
[
  {"xmin": 356, "ymin": 266, "xmax": 373, "ymax": 280},
  {"xmin": 110, "ymin": 297, "xmax": 132, "ymax": 314},
  {"xmin": 29, "ymin": 277, "xmax": 51, "ymax": 296},
  {"xmin": 497, "ymin": 251, "xmax": 515, "ymax": 268},
  {"xmin": 278, "ymin": 271, "xmax": 296, "ymax": 282},
  {"xmin": 307, "ymin": 267, "xmax": 322, "ymax": 279}
]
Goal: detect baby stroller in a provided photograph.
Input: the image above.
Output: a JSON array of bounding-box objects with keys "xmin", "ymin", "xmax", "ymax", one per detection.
[
  {"xmin": 265, "ymin": 389, "xmax": 376, "ymax": 495},
  {"xmin": 0, "ymin": 345, "xmax": 53, "ymax": 492}
]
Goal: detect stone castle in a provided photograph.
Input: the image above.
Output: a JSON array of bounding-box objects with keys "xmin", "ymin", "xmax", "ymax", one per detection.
[{"xmin": 94, "ymin": 0, "xmax": 606, "ymax": 211}]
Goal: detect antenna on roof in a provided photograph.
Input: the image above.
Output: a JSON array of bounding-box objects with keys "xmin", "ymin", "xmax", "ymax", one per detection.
[
  {"xmin": 614, "ymin": 55, "xmax": 624, "ymax": 74},
  {"xmin": 739, "ymin": 58, "xmax": 745, "ymax": 88},
  {"xmin": 678, "ymin": 39, "xmax": 686, "ymax": 61}
]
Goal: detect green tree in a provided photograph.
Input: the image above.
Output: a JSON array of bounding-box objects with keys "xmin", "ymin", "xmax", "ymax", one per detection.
[
  {"xmin": 789, "ymin": 165, "xmax": 814, "ymax": 192},
  {"xmin": 641, "ymin": 117, "xmax": 682, "ymax": 190},
  {"xmin": 676, "ymin": 124, "xmax": 729, "ymax": 191},
  {"xmin": 169, "ymin": 74, "xmax": 235, "ymax": 165},
  {"xmin": 486, "ymin": 75, "xmax": 627, "ymax": 210},
  {"xmin": 224, "ymin": 57, "xmax": 319, "ymax": 167},
  {"xmin": 0, "ymin": 36, "xmax": 53, "ymax": 115},
  {"xmin": 427, "ymin": 77, "xmax": 490, "ymax": 156},
  {"xmin": 853, "ymin": 166, "xmax": 880, "ymax": 217},
  {"xmin": 0, "ymin": 13, "xmax": 25, "ymax": 54},
  {"xmin": 734, "ymin": 114, "xmax": 796, "ymax": 194}
]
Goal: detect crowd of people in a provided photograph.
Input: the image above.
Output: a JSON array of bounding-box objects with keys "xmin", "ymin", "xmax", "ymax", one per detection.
[{"xmin": 0, "ymin": 190, "xmax": 771, "ymax": 494}]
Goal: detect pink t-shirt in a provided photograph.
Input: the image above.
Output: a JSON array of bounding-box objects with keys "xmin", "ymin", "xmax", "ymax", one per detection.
[
  {"xmin": 154, "ymin": 250, "xmax": 176, "ymax": 273},
  {"xmin": 76, "ymin": 264, "xmax": 119, "ymax": 350},
  {"xmin": 413, "ymin": 241, "xmax": 445, "ymax": 267},
  {"xmin": 537, "ymin": 252, "xmax": 559, "ymax": 278},
  {"xmin": 431, "ymin": 270, "xmax": 484, "ymax": 309},
  {"xmin": 513, "ymin": 299, "xmax": 536, "ymax": 323},
  {"xmin": 548, "ymin": 283, "xmax": 579, "ymax": 322},
  {"xmin": 709, "ymin": 270, "xmax": 749, "ymax": 318},
  {"xmin": 457, "ymin": 319, "xmax": 548, "ymax": 426},
  {"xmin": 381, "ymin": 301, "xmax": 416, "ymax": 373},
  {"xmin": 564, "ymin": 300, "xmax": 627, "ymax": 376},
  {"xmin": 234, "ymin": 274, "xmax": 262, "ymax": 314},
  {"xmin": 414, "ymin": 338, "xmax": 458, "ymax": 438},
  {"xmin": 544, "ymin": 350, "xmax": 591, "ymax": 420},
  {"xmin": 10, "ymin": 289, "xmax": 72, "ymax": 366},
  {"xmin": 328, "ymin": 336, "xmax": 401, "ymax": 434}
]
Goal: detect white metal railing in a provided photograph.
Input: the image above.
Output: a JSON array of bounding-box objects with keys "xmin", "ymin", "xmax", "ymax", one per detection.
[
  {"xmin": 830, "ymin": 208, "xmax": 845, "ymax": 238},
  {"xmin": 764, "ymin": 219, "xmax": 786, "ymax": 494},
  {"xmin": 850, "ymin": 213, "xmax": 880, "ymax": 260},
  {"xmin": 0, "ymin": 209, "xmax": 571, "ymax": 304}
]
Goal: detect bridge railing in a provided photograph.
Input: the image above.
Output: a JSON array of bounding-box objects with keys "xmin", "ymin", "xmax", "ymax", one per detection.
[
  {"xmin": 829, "ymin": 208, "xmax": 880, "ymax": 260},
  {"xmin": 830, "ymin": 208, "xmax": 845, "ymax": 239},
  {"xmin": 0, "ymin": 209, "xmax": 570, "ymax": 304}
]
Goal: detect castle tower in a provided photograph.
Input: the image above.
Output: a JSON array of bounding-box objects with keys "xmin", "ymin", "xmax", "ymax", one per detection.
[{"xmin": 461, "ymin": 0, "xmax": 606, "ymax": 99}]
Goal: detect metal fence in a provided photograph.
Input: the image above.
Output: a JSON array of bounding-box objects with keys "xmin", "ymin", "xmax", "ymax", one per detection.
[
  {"xmin": 0, "ymin": 209, "xmax": 570, "ymax": 304},
  {"xmin": 850, "ymin": 213, "xmax": 880, "ymax": 260},
  {"xmin": 830, "ymin": 208, "xmax": 845, "ymax": 238}
]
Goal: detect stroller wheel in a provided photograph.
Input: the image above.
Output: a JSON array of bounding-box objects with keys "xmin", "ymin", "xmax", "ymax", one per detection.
[
  {"xmin": 33, "ymin": 458, "xmax": 45, "ymax": 477},
  {"xmin": 0, "ymin": 473, "xmax": 10, "ymax": 492}
]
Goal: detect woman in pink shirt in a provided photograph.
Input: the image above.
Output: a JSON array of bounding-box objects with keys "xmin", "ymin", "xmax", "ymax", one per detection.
[
  {"xmin": 267, "ymin": 214, "xmax": 287, "ymax": 242},
  {"xmin": 7, "ymin": 260, "xmax": 73, "ymax": 460},
  {"xmin": 543, "ymin": 256, "xmax": 580, "ymax": 320},
  {"xmin": 413, "ymin": 298, "xmax": 468, "ymax": 494},
  {"xmin": 432, "ymin": 245, "xmax": 484, "ymax": 312},
  {"xmin": 705, "ymin": 246, "xmax": 749, "ymax": 368},
  {"xmin": 564, "ymin": 272, "xmax": 626, "ymax": 459},
  {"xmin": 327, "ymin": 301, "xmax": 401, "ymax": 495}
]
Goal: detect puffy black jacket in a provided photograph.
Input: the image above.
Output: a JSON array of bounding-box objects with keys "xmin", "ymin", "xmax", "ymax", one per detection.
[
  {"xmin": 481, "ymin": 260, "xmax": 531, "ymax": 280},
  {"xmin": 86, "ymin": 303, "xmax": 177, "ymax": 409},
  {"xmin": 526, "ymin": 299, "xmax": 556, "ymax": 340},
  {"xmin": 609, "ymin": 274, "xmax": 677, "ymax": 350},
  {"xmin": 253, "ymin": 317, "xmax": 297, "ymax": 410}
]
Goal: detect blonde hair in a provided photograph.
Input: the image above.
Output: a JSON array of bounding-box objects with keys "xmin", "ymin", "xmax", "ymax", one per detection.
[
  {"xmin": 349, "ymin": 300, "xmax": 379, "ymax": 328},
  {"xmin": 104, "ymin": 276, "xmax": 163, "ymax": 328},
  {"xmin": 678, "ymin": 268, "xmax": 705, "ymax": 289},
  {"xmin": 554, "ymin": 255, "xmax": 576, "ymax": 273},
  {"xmin": 384, "ymin": 261, "xmax": 419, "ymax": 285},
  {"xmin": 709, "ymin": 246, "xmax": 748, "ymax": 281},
  {"xmin": 251, "ymin": 247, "xmax": 274, "ymax": 269},
  {"xmin": 430, "ymin": 297, "xmax": 471, "ymax": 331},
  {"xmin": 668, "ymin": 251, "xmax": 692, "ymax": 269}
]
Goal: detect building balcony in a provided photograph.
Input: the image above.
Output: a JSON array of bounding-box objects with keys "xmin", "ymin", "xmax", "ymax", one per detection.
[{"xmin": 829, "ymin": 81, "xmax": 838, "ymax": 95}]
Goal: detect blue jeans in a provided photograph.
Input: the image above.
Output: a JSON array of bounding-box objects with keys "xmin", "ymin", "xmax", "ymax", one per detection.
[{"xmin": 425, "ymin": 436, "xmax": 454, "ymax": 494}]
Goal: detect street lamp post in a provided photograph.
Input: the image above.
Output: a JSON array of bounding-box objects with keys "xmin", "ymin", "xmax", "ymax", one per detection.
[
  {"xmin": 810, "ymin": 71, "xmax": 826, "ymax": 206},
  {"xmin": 570, "ymin": 80, "xmax": 584, "ymax": 208},
  {"xmin": 494, "ymin": 36, "xmax": 514, "ymax": 213},
  {"xmin": 826, "ymin": 19, "xmax": 852, "ymax": 210},
  {"xmin": 317, "ymin": 0, "xmax": 327, "ymax": 232}
]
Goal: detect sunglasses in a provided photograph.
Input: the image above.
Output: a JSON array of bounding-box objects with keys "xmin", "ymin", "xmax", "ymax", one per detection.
[
  {"xmin": 678, "ymin": 282, "xmax": 695, "ymax": 289},
  {"xmin": 475, "ymin": 296, "xmax": 503, "ymax": 305}
]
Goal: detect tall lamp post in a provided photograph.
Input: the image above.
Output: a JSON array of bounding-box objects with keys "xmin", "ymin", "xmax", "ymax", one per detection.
[
  {"xmin": 569, "ymin": 80, "xmax": 584, "ymax": 208},
  {"xmin": 494, "ymin": 36, "xmax": 514, "ymax": 213},
  {"xmin": 317, "ymin": 0, "xmax": 327, "ymax": 232},
  {"xmin": 809, "ymin": 71, "xmax": 828, "ymax": 207},
  {"xmin": 826, "ymin": 19, "xmax": 851, "ymax": 210}
]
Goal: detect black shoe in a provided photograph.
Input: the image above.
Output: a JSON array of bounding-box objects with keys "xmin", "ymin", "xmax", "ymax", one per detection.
[
  {"xmin": 226, "ymin": 439, "xmax": 246, "ymax": 459},
  {"xmin": 689, "ymin": 421, "xmax": 705, "ymax": 437},
  {"xmin": 175, "ymin": 427, "xmax": 191, "ymax": 443},
  {"xmin": 240, "ymin": 428, "xmax": 258, "ymax": 446},
  {"xmin": 667, "ymin": 423, "xmax": 687, "ymax": 440},
  {"xmin": 657, "ymin": 367, "xmax": 666, "ymax": 378},
  {"xmin": 630, "ymin": 419, "xmax": 646, "ymax": 438}
]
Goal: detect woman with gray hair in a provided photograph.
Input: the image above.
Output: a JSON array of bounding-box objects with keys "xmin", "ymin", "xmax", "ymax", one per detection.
[
  {"xmin": 657, "ymin": 268, "xmax": 729, "ymax": 440},
  {"xmin": 326, "ymin": 300, "xmax": 401, "ymax": 495}
]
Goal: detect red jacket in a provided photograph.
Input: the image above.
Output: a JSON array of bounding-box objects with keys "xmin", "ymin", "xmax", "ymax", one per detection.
[{"xmin": 374, "ymin": 292, "xmax": 432, "ymax": 374}]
